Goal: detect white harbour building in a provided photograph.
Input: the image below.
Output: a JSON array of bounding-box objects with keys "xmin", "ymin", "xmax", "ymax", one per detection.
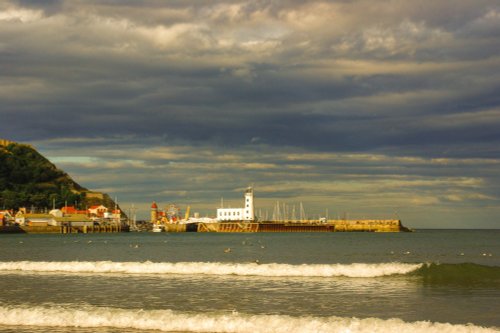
[{"xmin": 217, "ymin": 187, "xmax": 255, "ymax": 222}]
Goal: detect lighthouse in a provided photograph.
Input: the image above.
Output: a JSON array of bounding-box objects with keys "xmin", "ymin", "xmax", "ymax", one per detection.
[
  {"xmin": 150, "ymin": 201, "xmax": 158, "ymax": 223},
  {"xmin": 243, "ymin": 187, "xmax": 254, "ymax": 221}
]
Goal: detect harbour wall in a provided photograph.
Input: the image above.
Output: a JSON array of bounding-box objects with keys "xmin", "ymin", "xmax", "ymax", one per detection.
[
  {"xmin": 193, "ymin": 219, "xmax": 408, "ymax": 233},
  {"xmin": 0, "ymin": 225, "xmax": 127, "ymax": 234}
]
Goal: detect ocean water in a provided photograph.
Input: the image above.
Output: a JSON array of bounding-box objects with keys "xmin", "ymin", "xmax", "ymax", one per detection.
[{"xmin": 0, "ymin": 229, "xmax": 498, "ymax": 333}]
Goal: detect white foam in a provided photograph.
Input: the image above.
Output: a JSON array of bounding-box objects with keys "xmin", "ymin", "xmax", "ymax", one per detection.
[
  {"xmin": 0, "ymin": 261, "xmax": 422, "ymax": 278},
  {"xmin": 0, "ymin": 305, "xmax": 495, "ymax": 333}
]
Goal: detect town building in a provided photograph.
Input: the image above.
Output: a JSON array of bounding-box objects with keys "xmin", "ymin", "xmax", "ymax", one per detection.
[
  {"xmin": 13, "ymin": 204, "xmax": 119, "ymax": 227},
  {"xmin": 53, "ymin": 214, "xmax": 93, "ymax": 227},
  {"xmin": 15, "ymin": 213, "xmax": 54, "ymax": 227}
]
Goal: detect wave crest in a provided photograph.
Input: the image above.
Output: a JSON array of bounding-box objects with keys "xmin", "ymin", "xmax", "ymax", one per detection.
[
  {"xmin": 0, "ymin": 305, "xmax": 496, "ymax": 333},
  {"xmin": 0, "ymin": 261, "xmax": 422, "ymax": 278}
]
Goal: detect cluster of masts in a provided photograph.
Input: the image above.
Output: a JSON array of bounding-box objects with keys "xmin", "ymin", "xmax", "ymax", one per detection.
[
  {"xmin": 269, "ymin": 201, "xmax": 308, "ymax": 221},
  {"xmin": 254, "ymin": 201, "xmax": 330, "ymax": 222}
]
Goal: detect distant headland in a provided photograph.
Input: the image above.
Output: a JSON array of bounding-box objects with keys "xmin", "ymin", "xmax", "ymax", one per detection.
[{"xmin": 0, "ymin": 138, "xmax": 123, "ymax": 219}]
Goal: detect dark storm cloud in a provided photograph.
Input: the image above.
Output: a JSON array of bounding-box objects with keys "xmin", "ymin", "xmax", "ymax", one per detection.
[
  {"xmin": 12, "ymin": 0, "xmax": 63, "ymax": 14},
  {"xmin": 1, "ymin": 0, "xmax": 500, "ymax": 227}
]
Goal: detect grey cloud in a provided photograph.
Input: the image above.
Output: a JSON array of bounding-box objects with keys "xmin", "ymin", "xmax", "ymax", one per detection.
[
  {"xmin": 2, "ymin": 0, "xmax": 500, "ymax": 227},
  {"xmin": 12, "ymin": 0, "xmax": 63, "ymax": 14}
]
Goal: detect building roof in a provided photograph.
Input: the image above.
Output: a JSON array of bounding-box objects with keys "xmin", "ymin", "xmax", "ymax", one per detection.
[
  {"xmin": 151, "ymin": 201, "xmax": 158, "ymax": 209},
  {"xmin": 62, "ymin": 206, "xmax": 78, "ymax": 214},
  {"xmin": 89, "ymin": 205, "xmax": 107, "ymax": 210}
]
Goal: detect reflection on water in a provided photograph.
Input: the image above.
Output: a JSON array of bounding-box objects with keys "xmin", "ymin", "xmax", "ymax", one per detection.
[
  {"xmin": 0, "ymin": 327, "xmax": 140, "ymax": 333},
  {"xmin": 0, "ymin": 271, "xmax": 447, "ymax": 319}
]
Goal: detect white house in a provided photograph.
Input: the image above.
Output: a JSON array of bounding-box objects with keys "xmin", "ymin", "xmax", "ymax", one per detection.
[
  {"xmin": 217, "ymin": 187, "xmax": 255, "ymax": 222},
  {"xmin": 88, "ymin": 205, "xmax": 108, "ymax": 217}
]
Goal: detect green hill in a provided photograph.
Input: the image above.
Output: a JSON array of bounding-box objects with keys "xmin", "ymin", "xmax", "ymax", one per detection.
[{"xmin": 0, "ymin": 139, "xmax": 121, "ymax": 213}]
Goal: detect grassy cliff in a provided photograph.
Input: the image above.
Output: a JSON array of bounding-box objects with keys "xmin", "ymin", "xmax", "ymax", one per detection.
[{"xmin": 0, "ymin": 139, "xmax": 121, "ymax": 213}]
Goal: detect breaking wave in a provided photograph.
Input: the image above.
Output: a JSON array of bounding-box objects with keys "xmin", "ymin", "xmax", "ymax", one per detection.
[
  {"xmin": 0, "ymin": 261, "xmax": 498, "ymax": 283},
  {"xmin": 0, "ymin": 261, "xmax": 421, "ymax": 278},
  {"xmin": 0, "ymin": 305, "xmax": 496, "ymax": 333}
]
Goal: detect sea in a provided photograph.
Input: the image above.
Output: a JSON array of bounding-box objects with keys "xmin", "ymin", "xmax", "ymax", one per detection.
[{"xmin": 0, "ymin": 229, "xmax": 498, "ymax": 333}]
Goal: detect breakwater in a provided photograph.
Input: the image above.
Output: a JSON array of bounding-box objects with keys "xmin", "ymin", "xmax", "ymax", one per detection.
[{"xmin": 164, "ymin": 219, "xmax": 410, "ymax": 233}]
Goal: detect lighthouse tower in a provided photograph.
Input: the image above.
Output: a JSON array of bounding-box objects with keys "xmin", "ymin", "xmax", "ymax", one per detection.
[
  {"xmin": 243, "ymin": 187, "xmax": 254, "ymax": 221},
  {"xmin": 150, "ymin": 201, "xmax": 158, "ymax": 223}
]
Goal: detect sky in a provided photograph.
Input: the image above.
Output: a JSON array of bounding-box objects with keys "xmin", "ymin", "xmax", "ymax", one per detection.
[{"xmin": 1, "ymin": 0, "xmax": 499, "ymax": 228}]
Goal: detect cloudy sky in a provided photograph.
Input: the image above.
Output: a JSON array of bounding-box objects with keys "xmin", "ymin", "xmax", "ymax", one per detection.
[{"xmin": 1, "ymin": 0, "xmax": 499, "ymax": 228}]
